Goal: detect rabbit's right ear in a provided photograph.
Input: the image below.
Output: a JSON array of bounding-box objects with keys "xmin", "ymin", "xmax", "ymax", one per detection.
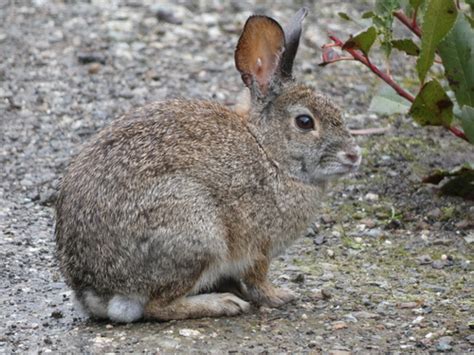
[{"xmin": 235, "ymin": 16, "xmax": 285, "ymax": 98}]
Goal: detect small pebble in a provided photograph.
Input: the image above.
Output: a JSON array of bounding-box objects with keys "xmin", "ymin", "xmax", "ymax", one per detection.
[
  {"xmin": 313, "ymin": 235, "xmax": 326, "ymax": 245},
  {"xmin": 343, "ymin": 313, "xmax": 358, "ymax": 323},
  {"xmin": 428, "ymin": 208, "xmax": 442, "ymax": 218},
  {"xmin": 431, "ymin": 260, "xmax": 446, "ymax": 269},
  {"xmin": 464, "ymin": 234, "xmax": 474, "ymax": 244},
  {"xmin": 331, "ymin": 321, "xmax": 348, "ymax": 330},
  {"xmin": 179, "ymin": 329, "xmax": 201, "ymax": 337},
  {"xmin": 88, "ymin": 63, "xmax": 101, "ymax": 74},
  {"xmin": 311, "ymin": 288, "xmax": 332, "ymax": 300},
  {"xmin": 77, "ymin": 52, "xmax": 106, "ymax": 65},
  {"xmin": 417, "ymin": 254, "xmax": 432, "ymax": 265},
  {"xmin": 292, "ymin": 273, "xmax": 305, "ymax": 283},
  {"xmin": 328, "ymin": 351, "xmax": 350, "ymax": 355},
  {"xmin": 321, "ymin": 214, "xmax": 334, "ymax": 224},
  {"xmin": 365, "ymin": 193, "xmax": 379, "ymax": 201},
  {"xmin": 366, "ymin": 228, "xmax": 383, "ymax": 238},
  {"xmin": 398, "ymin": 302, "xmax": 418, "ymax": 309},
  {"xmin": 436, "ymin": 336, "xmax": 453, "ymax": 352},
  {"xmin": 352, "ymin": 311, "xmax": 379, "ymax": 319},
  {"xmin": 50, "ymin": 310, "xmax": 63, "ymax": 319},
  {"xmin": 360, "ymin": 218, "xmax": 376, "ymax": 228}
]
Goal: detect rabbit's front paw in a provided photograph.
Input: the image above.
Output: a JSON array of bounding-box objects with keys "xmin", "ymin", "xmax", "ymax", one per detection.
[{"xmin": 246, "ymin": 281, "xmax": 296, "ymax": 308}]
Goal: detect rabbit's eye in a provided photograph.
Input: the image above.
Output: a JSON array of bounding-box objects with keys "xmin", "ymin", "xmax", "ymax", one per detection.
[{"xmin": 295, "ymin": 115, "xmax": 315, "ymax": 131}]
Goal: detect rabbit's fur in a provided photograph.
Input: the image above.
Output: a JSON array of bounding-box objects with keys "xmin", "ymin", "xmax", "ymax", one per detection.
[{"xmin": 55, "ymin": 9, "xmax": 361, "ymax": 322}]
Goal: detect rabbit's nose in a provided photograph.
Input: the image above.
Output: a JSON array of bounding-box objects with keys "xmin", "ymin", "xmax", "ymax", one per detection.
[{"xmin": 337, "ymin": 146, "xmax": 361, "ymax": 167}]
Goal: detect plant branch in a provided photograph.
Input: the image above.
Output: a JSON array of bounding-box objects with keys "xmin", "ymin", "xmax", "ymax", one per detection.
[
  {"xmin": 412, "ymin": 8, "xmax": 418, "ymax": 27},
  {"xmin": 328, "ymin": 34, "xmax": 415, "ymax": 102},
  {"xmin": 394, "ymin": 10, "xmax": 422, "ymax": 38},
  {"xmin": 394, "ymin": 10, "xmax": 444, "ymax": 64},
  {"xmin": 322, "ymin": 34, "xmax": 469, "ymax": 143},
  {"xmin": 448, "ymin": 125, "xmax": 469, "ymax": 142}
]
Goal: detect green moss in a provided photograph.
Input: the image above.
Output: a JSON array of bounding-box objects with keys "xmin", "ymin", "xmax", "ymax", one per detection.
[{"xmin": 440, "ymin": 206, "xmax": 455, "ymax": 221}]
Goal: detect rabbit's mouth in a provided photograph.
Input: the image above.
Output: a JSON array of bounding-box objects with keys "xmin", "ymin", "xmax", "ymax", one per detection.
[{"xmin": 310, "ymin": 162, "xmax": 360, "ymax": 183}]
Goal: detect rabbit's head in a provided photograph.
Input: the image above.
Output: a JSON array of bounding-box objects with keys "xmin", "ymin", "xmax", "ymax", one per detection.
[{"xmin": 235, "ymin": 9, "xmax": 361, "ymax": 185}]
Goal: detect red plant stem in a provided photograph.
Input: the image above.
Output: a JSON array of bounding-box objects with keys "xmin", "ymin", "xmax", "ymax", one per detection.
[
  {"xmin": 394, "ymin": 10, "xmax": 422, "ymax": 38},
  {"xmin": 329, "ymin": 35, "xmax": 415, "ymax": 102},
  {"xmin": 395, "ymin": 10, "xmax": 445, "ymax": 64},
  {"xmin": 412, "ymin": 8, "xmax": 418, "ymax": 27},
  {"xmin": 326, "ymin": 34, "xmax": 469, "ymax": 142},
  {"xmin": 449, "ymin": 126, "xmax": 469, "ymax": 142}
]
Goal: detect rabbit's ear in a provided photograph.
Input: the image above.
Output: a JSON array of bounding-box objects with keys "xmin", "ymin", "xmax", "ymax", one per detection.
[
  {"xmin": 280, "ymin": 8, "xmax": 308, "ymax": 78},
  {"xmin": 235, "ymin": 16, "xmax": 285, "ymax": 97}
]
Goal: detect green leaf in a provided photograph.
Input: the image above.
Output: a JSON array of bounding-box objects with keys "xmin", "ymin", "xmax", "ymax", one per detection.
[
  {"xmin": 416, "ymin": 0, "xmax": 457, "ymax": 83},
  {"xmin": 369, "ymin": 84, "xmax": 412, "ymax": 115},
  {"xmin": 373, "ymin": 0, "xmax": 402, "ymax": 57},
  {"xmin": 375, "ymin": 0, "xmax": 402, "ymax": 15},
  {"xmin": 409, "ymin": 79, "xmax": 454, "ymax": 126},
  {"xmin": 338, "ymin": 12, "xmax": 352, "ymax": 21},
  {"xmin": 392, "ymin": 39, "xmax": 420, "ymax": 56},
  {"xmin": 468, "ymin": 15, "xmax": 474, "ymax": 28},
  {"xmin": 342, "ymin": 26, "xmax": 377, "ymax": 56},
  {"xmin": 461, "ymin": 106, "xmax": 474, "ymax": 143},
  {"xmin": 362, "ymin": 11, "xmax": 376, "ymax": 19},
  {"xmin": 423, "ymin": 164, "xmax": 474, "ymax": 200},
  {"xmin": 438, "ymin": 14, "xmax": 474, "ymax": 108},
  {"xmin": 467, "ymin": 0, "xmax": 474, "ymax": 12},
  {"xmin": 423, "ymin": 163, "xmax": 474, "ymax": 184}
]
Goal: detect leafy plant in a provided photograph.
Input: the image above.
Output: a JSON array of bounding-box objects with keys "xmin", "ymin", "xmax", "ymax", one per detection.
[{"xmin": 321, "ymin": 0, "xmax": 474, "ymax": 196}]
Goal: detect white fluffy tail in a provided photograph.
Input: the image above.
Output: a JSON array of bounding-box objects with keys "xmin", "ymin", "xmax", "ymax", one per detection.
[{"xmin": 77, "ymin": 290, "xmax": 147, "ymax": 323}]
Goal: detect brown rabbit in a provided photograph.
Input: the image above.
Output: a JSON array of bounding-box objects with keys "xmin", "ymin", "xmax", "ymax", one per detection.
[{"xmin": 55, "ymin": 8, "xmax": 361, "ymax": 323}]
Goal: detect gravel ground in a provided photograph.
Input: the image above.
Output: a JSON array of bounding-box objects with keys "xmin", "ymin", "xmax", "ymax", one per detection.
[{"xmin": 1, "ymin": 0, "xmax": 473, "ymax": 353}]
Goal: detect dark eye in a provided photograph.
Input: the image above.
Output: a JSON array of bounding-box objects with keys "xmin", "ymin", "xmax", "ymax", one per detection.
[{"xmin": 295, "ymin": 115, "xmax": 315, "ymax": 131}]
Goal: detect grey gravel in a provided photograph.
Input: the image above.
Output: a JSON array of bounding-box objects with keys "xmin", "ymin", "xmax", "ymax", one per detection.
[{"xmin": 1, "ymin": 0, "xmax": 473, "ymax": 353}]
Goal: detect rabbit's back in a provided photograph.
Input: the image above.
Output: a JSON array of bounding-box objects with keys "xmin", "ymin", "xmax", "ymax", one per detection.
[
  {"xmin": 55, "ymin": 99, "xmax": 275, "ymax": 295},
  {"xmin": 59, "ymin": 99, "xmax": 270, "ymax": 206}
]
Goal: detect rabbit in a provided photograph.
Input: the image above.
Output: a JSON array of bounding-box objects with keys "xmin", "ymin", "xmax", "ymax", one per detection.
[{"xmin": 55, "ymin": 8, "xmax": 361, "ymax": 323}]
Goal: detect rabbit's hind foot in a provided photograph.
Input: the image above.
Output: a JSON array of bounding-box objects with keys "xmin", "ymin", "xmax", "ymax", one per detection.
[
  {"xmin": 144, "ymin": 292, "xmax": 250, "ymax": 321},
  {"xmin": 245, "ymin": 280, "xmax": 296, "ymax": 308}
]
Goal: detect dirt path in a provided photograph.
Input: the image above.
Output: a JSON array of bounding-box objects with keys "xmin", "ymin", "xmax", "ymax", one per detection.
[{"xmin": 1, "ymin": 0, "xmax": 473, "ymax": 352}]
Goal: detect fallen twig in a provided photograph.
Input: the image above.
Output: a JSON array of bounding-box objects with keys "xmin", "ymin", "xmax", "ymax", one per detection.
[{"xmin": 350, "ymin": 127, "xmax": 390, "ymax": 136}]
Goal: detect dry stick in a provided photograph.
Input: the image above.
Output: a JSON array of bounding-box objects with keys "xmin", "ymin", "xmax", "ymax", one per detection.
[
  {"xmin": 326, "ymin": 34, "xmax": 469, "ymax": 142},
  {"xmin": 350, "ymin": 127, "xmax": 390, "ymax": 136}
]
